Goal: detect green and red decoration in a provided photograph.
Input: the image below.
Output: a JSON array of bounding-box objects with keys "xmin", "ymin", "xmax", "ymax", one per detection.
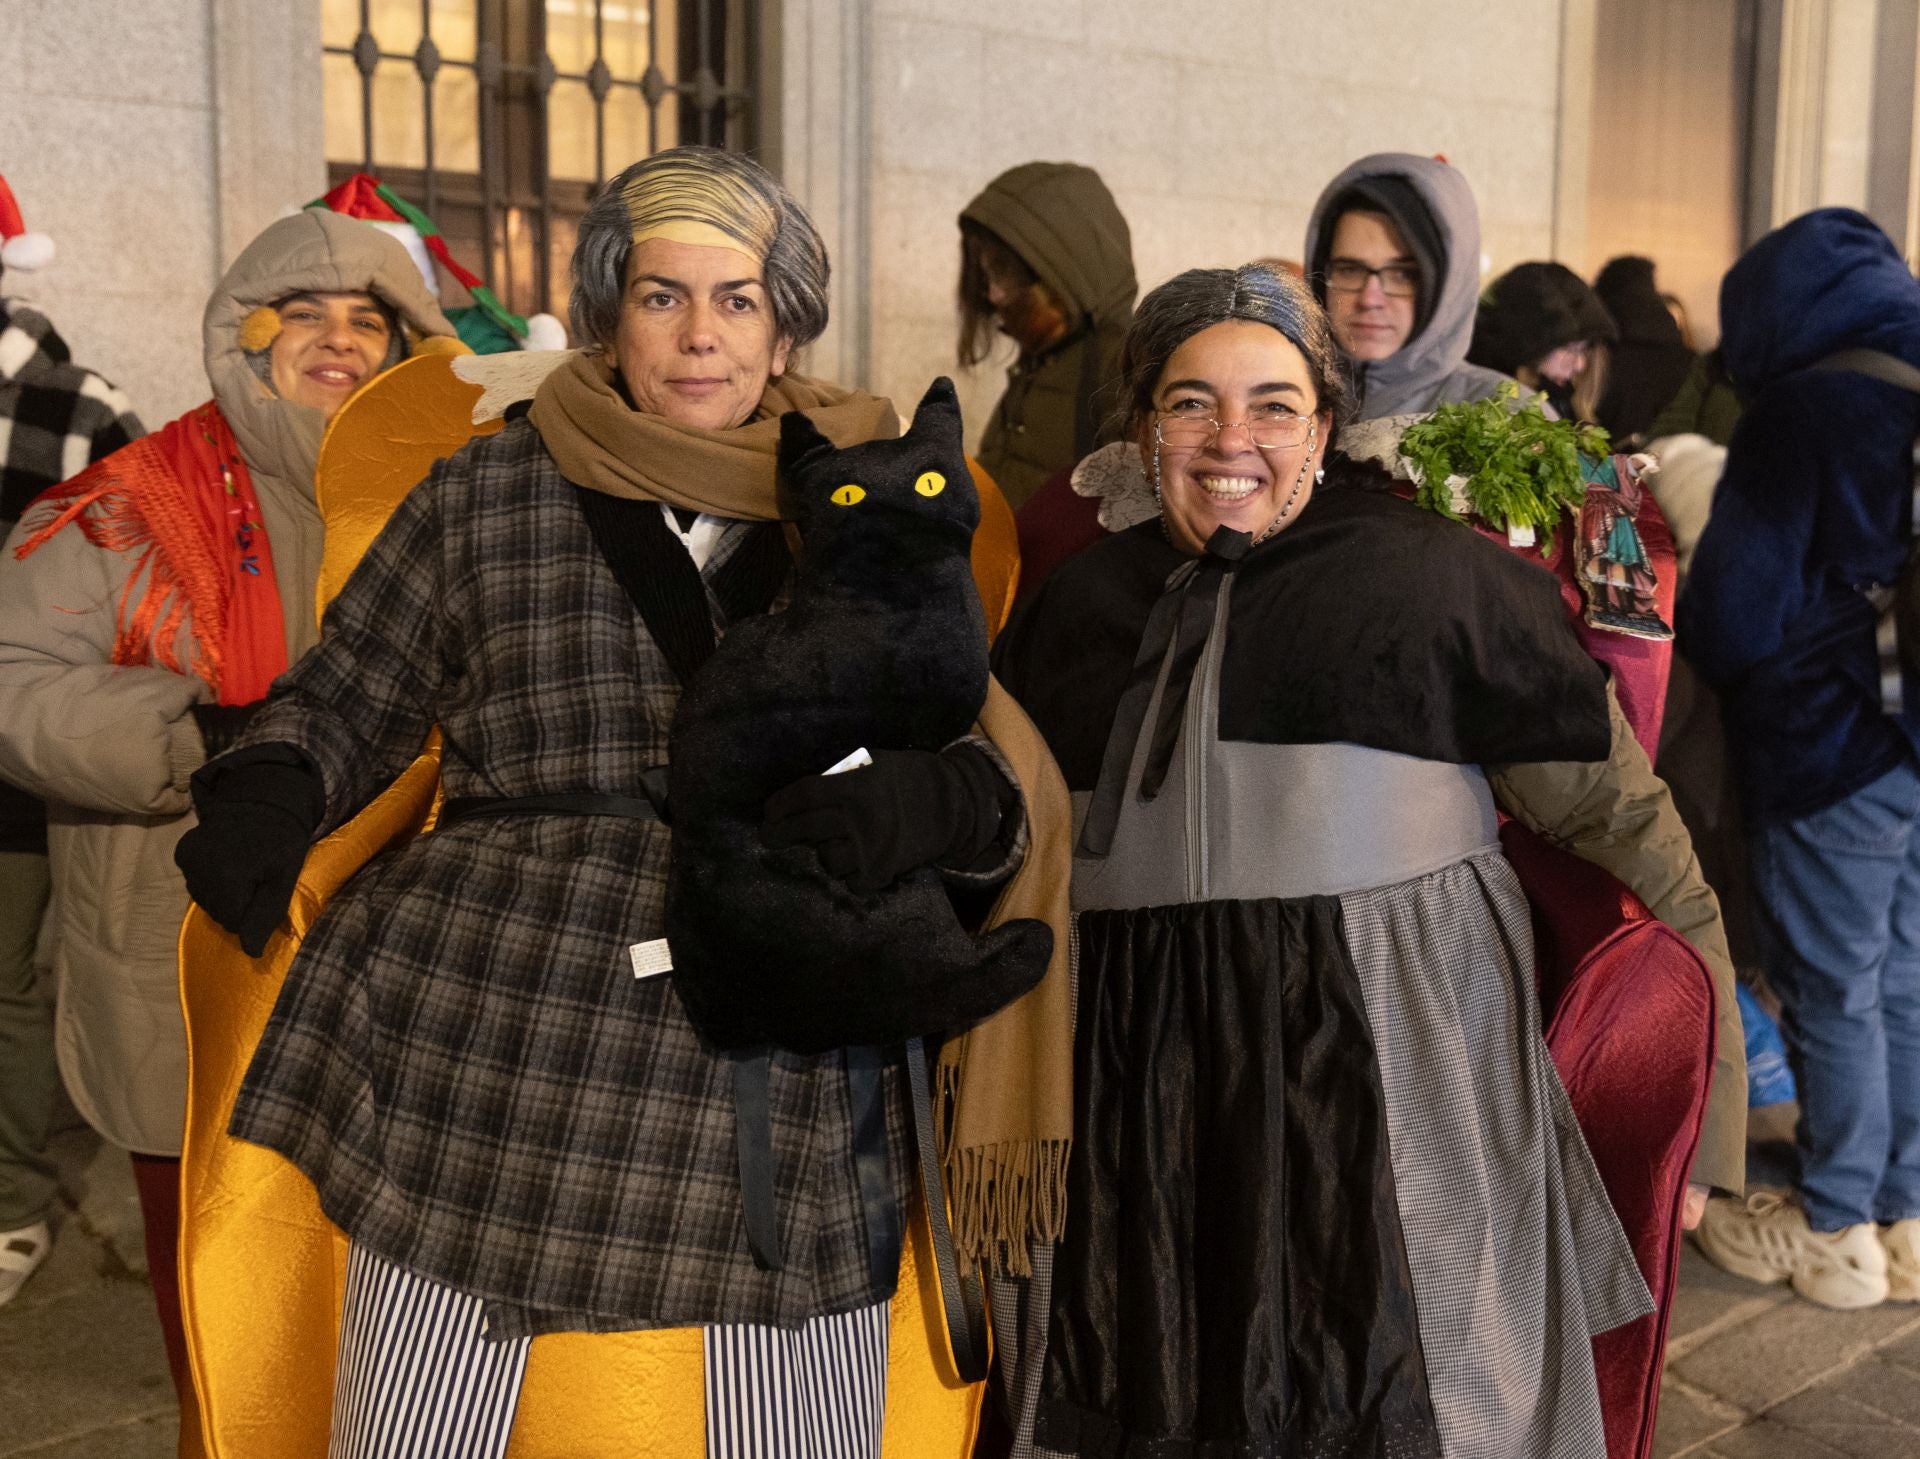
[{"xmin": 308, "ymin": 174, "xmax": 566, "ymax": 354}]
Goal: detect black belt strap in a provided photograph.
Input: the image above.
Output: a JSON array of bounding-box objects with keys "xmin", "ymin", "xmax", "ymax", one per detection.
[
  {"xmin": 733, "ymin": 1054, "xmax": 782, "ymax": 1272},
  {"xmin": 439, "ymin": 775, "xmax": 669, "ymax": 827},
  {"xmin": 845, "ymin": 1046, "xmax": 906, "ymax": 1292},
  {"xmin": 906, "ymin": 1034, "xmax": 989, "ymax": 1384}
]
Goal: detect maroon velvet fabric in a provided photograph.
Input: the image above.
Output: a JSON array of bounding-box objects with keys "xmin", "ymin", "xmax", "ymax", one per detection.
[
  {"xmin": 1429, "ymin": 474, "xmax": 1679, "ymax": 760},
  {"xmin": 1500, "ymin": 821, "xmax": 1716, "ymax": 1459},
  {"xmin": 129, "ymin": 1153, "xmax": 189, "ymax": 1403},
  {"xmin": 1013, "ymin": 467, "xmax": 1104, "ymax": 606}
]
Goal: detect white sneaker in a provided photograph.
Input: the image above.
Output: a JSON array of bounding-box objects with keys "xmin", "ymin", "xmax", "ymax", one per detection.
[
  {"xmin": 0, "ymin": 1220, "xmax": 50, "ymax": 1307},
  {"xmin": 1694, "ymin": 1191, "xmax": 1889, "ymax": 1309},
  {"xmin": 1883, "ymin": 1218, "xmax": 1920, "ymax": 1302}
]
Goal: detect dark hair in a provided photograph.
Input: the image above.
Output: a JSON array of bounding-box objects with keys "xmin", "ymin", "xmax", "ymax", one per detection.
[
  {"xmin": 569, "ymin": 145, "xmax": 830, "ymax": 354},
  {"xmin": 956, "ymin": 220, "xmax": 1038, "ymax": 368},
  {"xmin": 1118, "ymin": 264, "xmax": 1350, "ymax": 435}
]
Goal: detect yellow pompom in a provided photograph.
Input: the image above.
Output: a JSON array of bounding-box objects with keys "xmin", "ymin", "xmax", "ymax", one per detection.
[{"xmin": 238, "ymin": 306, "xmax": 282, "ymax": 353}]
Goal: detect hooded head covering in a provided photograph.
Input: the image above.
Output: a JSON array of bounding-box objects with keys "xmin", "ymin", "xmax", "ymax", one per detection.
[
  {"xmin": 959, "ymin": 163, "xmax": 1138, "ymax": 505},
  {"xmin": 1468, "ymin": 261, "xmax": 1617, "ymax": 378},
  {"xmin": 205, "ymin": 208, "xmax": 456, "ymax": 500},
  {"xmin": 1718, "ymin": 207, "xmax": 1920, "ymax": 398},
  {"xmin": 960, "ymin": 162, "xmax": 1137, "ymax": 337},
  {"xmin": 1304, "ymin": 153, "xmax": 1510, "ymax": 420},
  {"xmin": 1593, "ymin": 255, "xmax": 1685, "ymax": 348}
]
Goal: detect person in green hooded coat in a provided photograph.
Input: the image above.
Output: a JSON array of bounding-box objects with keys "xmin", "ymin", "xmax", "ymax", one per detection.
[{"xmin": 957, "ymin": 162, "xmax": 1136, "ymax": 510}]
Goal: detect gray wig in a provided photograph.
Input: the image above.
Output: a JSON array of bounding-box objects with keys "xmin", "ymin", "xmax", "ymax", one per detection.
[
  {"xmin": 569, "ymin": 145, "xmax": 830, "ymax": 353},
  {"xmin": 1118, "ymin": 264, "xmax": 1350, "ymax": 433}
]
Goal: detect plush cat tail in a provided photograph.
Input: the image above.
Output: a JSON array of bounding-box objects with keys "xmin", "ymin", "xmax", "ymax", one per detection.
[{"xmin": 907, "ymin": 375, "xmax": 963, "ymax": 448}]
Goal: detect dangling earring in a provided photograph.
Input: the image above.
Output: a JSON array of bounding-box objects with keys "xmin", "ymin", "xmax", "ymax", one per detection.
[
  {"xmin": 1315, "ymin": 466, "xmax": 1325, "ymax": 485},
  {"xmin": 1254, "ymin": 420, "xmax": 1318, "ymax": 544}
]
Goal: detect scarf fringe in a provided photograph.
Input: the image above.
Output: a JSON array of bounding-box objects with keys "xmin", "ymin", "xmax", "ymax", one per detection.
[
  {"xmin": 16, "ymin": 448, "xmax": 227, "ymax": 690},
  {"xmin": 935, "ymin": 1061, "xmax": 1069, "ymax": 1278}
]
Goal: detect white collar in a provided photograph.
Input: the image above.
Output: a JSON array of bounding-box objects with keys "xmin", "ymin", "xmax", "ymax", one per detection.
[{"xmin": 659, "ymin": 503, "xmax": 728, "ymax": 571}]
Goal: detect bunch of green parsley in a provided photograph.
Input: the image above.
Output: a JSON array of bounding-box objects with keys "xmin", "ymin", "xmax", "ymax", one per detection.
[{"xmin": 1396, "ymin": 383, "xmax": 1611, "ymax": 555}]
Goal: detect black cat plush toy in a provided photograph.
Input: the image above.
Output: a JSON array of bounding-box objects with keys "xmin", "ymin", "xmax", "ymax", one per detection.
[{"xmin": 664, "ymin": 376, "xmax": 1052, "ymax": 1055}]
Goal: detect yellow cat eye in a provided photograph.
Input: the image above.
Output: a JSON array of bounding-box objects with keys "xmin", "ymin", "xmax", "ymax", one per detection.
[
  {"xmin": 914, "ymin": 471, "xmax": 947, "ymax": 498},
  {"xmin": 830, "ymin": 484, "xmax": 867, "ymax": 506}
]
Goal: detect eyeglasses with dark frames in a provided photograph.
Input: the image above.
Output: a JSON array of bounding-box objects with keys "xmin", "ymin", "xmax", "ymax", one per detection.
[{"xmin": 1324, "ymin": 260, "xmax": 1419, "ymax": 297}]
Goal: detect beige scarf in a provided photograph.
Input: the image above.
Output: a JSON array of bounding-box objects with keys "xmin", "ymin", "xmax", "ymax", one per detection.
[
  {"xmin": 527, "ymin": 351, "xmax": 899, "ymax": 515},
  {"xmin": 529, "ymin": 351, "xmax": 1073, "ymax": 1274}
]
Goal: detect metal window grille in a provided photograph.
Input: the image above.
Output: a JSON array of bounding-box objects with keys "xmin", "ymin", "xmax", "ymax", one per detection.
[{"xmin": 323, "ymin": 0, "xmax": 760, "ymax": 323}]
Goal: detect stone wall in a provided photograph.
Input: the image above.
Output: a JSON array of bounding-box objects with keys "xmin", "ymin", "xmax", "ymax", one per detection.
[
  {"xmin": 846, "ymin": 0, "xmax": 1571, "ymax": 445},
  {"xmin": 0, "ymin": 0, "xmax": 324, "ymax": 428}
]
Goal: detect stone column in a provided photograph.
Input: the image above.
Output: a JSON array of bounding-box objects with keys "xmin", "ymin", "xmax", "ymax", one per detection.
[
  {"xmin": 766, "ymin": 0, "xmax": 873, "ymax": 390},
  {"xmin": 209, "ymin": 0, "xmax": 329, "ymax": 272}
]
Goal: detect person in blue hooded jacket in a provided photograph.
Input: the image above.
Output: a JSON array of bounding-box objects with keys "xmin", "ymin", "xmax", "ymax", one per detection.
[{"xmin": 1682, "ymin": 208, "xmax": 1920, "ymax": 1310}]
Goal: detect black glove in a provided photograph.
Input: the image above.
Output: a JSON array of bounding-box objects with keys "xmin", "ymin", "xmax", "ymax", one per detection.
[
  {"xmin": 760, "ymin": 744, "xmax": 1012, "ymax": 895},
  {"xmin": 190, "ymin": 700, "xmax": 265, "ymax": 760},
  {"xmin": 175, "ymin": 753, "xmax": 324, "ymax": 957}
]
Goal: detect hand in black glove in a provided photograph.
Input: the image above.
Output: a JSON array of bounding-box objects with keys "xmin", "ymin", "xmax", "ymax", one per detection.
[
  {"xmin": 760, "ymin": 744, "xmax": 1011, "ymax": 895},
  {"xmin": 174, "ymin": 755, "xmax": 324, "ymax": 957},
  {"xmin": 190, "ymin": 700, "xmax": 266, "ymax": 760}
]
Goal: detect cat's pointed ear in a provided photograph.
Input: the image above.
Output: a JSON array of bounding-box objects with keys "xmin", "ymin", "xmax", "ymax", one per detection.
[
  {"xmin": 779, "ymin": 408, "xmax": 835, "ymax": 472},
  {"xmin": 904, "ymin": 376, "xmax": 963, "ymax": 449}
]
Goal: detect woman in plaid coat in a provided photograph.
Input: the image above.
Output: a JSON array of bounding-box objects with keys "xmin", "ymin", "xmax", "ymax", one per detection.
[{"xmin": 175, "ymin": 147, "xmax": 1063, "ymax": 1457}]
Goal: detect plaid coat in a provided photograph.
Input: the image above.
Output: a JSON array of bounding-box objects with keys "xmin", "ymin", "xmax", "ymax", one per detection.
[
  {"xmin": 232, "ymin": 418, "xmax": 982, "ymax": 1338},
  {"xmin": 0, "ymin": 302, "xmax": 143, "ymax": 856}
]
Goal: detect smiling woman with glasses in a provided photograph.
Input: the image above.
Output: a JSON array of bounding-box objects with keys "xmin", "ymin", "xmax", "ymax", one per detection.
[{"xmin": 986, "ymin": 261, "xmax": 1735, "ymax": 1458}]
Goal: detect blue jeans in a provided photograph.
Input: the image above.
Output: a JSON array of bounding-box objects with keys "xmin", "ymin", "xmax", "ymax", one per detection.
[{"xmin": 1754, "ymin": 758, "xmax": 1920, "ymax": 1230}]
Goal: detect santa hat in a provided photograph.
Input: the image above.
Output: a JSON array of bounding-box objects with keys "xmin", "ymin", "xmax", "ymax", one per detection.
[
  {"xmin": 307, "ymin": 174, "xmax": 566, "ymax": 352},
  {"xmin": 0, "ymin": 174, "xmax": 55, "ymax": 272}
]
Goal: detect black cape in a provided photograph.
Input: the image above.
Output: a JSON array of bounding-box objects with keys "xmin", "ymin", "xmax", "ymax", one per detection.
[{"xmin": 993, "ymin": 480, "xmax": 1611, "ymax": 791}]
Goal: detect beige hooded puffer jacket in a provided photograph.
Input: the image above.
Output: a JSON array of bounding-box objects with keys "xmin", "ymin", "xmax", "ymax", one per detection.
[{"xmin": 0, "ymin": 210, "xmax": 454, "ymax": 1154}]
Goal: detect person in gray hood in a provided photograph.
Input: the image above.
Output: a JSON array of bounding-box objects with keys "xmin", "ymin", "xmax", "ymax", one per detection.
[{"xmin": 1305, "ymin": 152, "xmax": 1512, "ymax": 421}]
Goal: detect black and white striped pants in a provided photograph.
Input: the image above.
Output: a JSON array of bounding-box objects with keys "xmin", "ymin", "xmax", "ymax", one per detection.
[{"xmin": 328, "ymin": 1244, "xmax": 891, "ymax": 1459}]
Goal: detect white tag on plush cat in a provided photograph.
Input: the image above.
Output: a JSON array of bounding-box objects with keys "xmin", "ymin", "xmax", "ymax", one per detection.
[
  {"xmin": 823, "ymin": 747, "xmax": 873, "ymax": 776},
  {"xmin": 628, "ymin": 938, "xmax": 673, "ymax": 979}
]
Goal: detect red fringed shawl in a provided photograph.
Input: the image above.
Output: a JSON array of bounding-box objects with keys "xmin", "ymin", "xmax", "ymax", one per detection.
[{"xmin": 14, "ymin": 402, "xmax": 287, "ymax": 705}]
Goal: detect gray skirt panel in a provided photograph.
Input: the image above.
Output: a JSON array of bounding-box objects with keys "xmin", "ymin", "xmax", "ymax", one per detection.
[{"xmin": 1338, "ymin": 850, "xmax": 1651, "ymax": 1459}]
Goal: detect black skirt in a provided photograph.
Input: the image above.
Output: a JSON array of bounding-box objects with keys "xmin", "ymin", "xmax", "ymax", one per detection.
[{"xmin": 1034, "ymin": 897, "xmax": 1443, "ymax": 1459}]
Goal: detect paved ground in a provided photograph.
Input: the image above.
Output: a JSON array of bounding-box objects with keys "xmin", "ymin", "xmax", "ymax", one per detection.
[
  {"xmin": 7, "ymin": 1103, "xmax": 1920, "ymax": 1457},
  {"xmin": 0, "ymin": 1121, "xmax": 175, "ymax": 1459},
  {"xmin": 1650, "ymin": 1102, "xmax": 1920, "ymax": 1459}
]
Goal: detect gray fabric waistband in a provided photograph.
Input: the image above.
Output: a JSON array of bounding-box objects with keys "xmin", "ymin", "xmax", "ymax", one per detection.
[{"xmin": 1070, "ymin": 740, "xmax": 1500, "ymax": 909}]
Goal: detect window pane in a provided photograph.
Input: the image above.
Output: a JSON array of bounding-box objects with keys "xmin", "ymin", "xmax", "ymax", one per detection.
[
  {"xmin": 434, "ymin": 65, "xmax": 481, "ymax": 175},
  {"xmin": 546, "ymin": 0, "xmax": 595, "ymax": 74},
  {"xmin": 323, "ymin": 50, "xmax": 366, "ymax": 164},
  {"xmin": 603, "ymin": 88, "xmax": 661, "ymax": 174},
  {"xmin": 548, "ymin": 77, "xmax": 596, "ymax": 183},
  {"xmin": 322, "ymin": 0, "xmax": 361, "ymax": 50},
  {"xmin": 428, "ymin": 0, "xmax": 477, "ymax": 63},
  {"xmin": 601, "ymin": 2, "xmax": 657, "ymax": 76},
  {"xmin": 370, "ymin": 62, "xmax": 427, "ymax": 172},
  {"xmin": 368, "ymin": 0, "xmax": 423, "ymax": 55},
  {"xmin": 545, "ymin": 0, "xmax": 674, "ymax": 179}
]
